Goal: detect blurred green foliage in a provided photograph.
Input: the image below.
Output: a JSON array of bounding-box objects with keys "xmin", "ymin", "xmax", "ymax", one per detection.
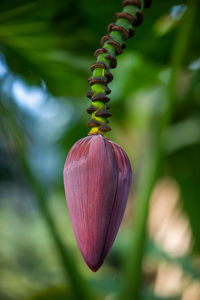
[{"xmin": 0, "ymin": 0, "xmax": 200, "ymax": 300}]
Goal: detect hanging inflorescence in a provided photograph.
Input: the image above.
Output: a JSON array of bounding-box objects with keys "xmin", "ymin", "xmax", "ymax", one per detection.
[{"xmin": 86, "ymin": 0, "xmax": 151, "ymax": 136}]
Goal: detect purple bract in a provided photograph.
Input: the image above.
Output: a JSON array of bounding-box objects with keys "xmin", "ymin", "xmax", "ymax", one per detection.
[{"xmin": 63, "ymin": 134, "xmax": 132, "ymax": 271}]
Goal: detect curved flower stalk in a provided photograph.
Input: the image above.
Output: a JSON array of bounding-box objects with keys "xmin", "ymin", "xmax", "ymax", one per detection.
[
  {"xmin": 87, "ymin": 0, "xmax": 151, "ymax": 135},
  {"xmin": 63, "ymin": 0, "xmax": 151, "ymax": 271}
]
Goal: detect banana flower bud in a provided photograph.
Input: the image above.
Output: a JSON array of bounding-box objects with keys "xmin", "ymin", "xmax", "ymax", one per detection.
[{"xmin": 63, "ymin": 134, "xmax": 132, "ymax": 271}]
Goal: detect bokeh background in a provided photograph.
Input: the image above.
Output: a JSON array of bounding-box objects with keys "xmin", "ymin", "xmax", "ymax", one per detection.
[{"xmin": 0, "ymin": 0, "xmax": 200, "ymax": 299}]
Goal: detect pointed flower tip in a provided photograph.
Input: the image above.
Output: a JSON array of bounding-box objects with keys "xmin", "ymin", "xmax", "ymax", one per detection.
[
  {"xmin": 87, "ymin": 260, "xmax": 103, "ymax": 272},
  {"xmin": 63, "ymin": 134, "xmax": 132, "ymax": 271},
  {"xmin": 90, "ymin": 266, "xmax": 99, "ymax": 273}
]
